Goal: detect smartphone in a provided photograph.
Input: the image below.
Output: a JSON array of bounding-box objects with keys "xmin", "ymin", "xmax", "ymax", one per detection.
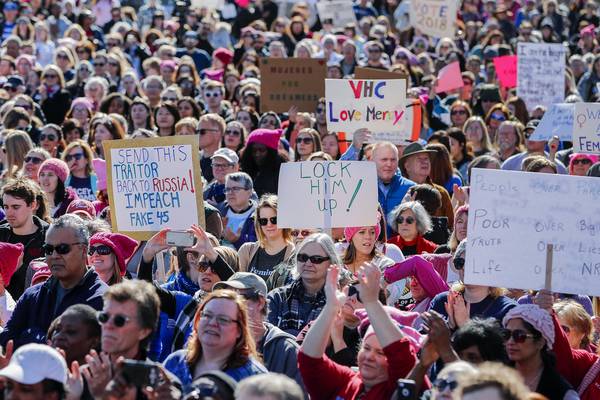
[
  {"xmin": 392, "ymin": 379, "xmax": 417, "ymax": 400},
  {"xmin": 165, "ymin": 230, "xmax": 194, "ymax": 247},
  {"xmin": 120, "ymin": 360, "xmax": 160, "ymax": 388}
]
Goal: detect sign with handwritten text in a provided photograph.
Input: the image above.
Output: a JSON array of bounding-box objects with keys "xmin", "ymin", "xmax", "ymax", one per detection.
[
  {"xmin": 277, "ymin": 161, "xmax": 378, "ymax": 228},
  {"xmin": 316, "ymin": 0, "xmax": 356, "ymax": 28},
  {"xmin": 573, "ymin": 102, "xmax": 600, "ymax": 154},
  {"xmin": 105, "ymin": 136, "xmax": 205, "ymax": 240},
  {"xmin": 530, "ymin": 103, "xmax": 573, "ymax": 141},
  {"xmin": 409, "ymin": 0, "xmax": 457, "ymax": 39},
  {"xmin": 517, "ymin": 43, "xmax": 566, "ymax": 111},
  {"xmin": 326, "ymin": 79, "xmax": 407, "ymax": 142},
  {"xmin": 466, "ymin": 169, "xmax": 600, "ymax": 296}
]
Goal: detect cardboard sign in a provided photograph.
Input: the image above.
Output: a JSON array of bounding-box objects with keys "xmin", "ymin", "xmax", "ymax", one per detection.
[
  {"xmin": 493, "ymin": 55, "xmax": 517, "ymax": 88},
  {"xmin": 409, "ymin": 0, "xmax": 457, "ymax": 39},
  {"xmin": 277, "ymin": 161, "xmax": 378, "ymax": 228},
  {"xmin": 466, "ymin": 169, "xmax": 600, "ymax": 296},
  {"xmin": 316, "ymin": 0, "xmax": 356, "ymax": 28},
  {"xmin": 354, "ymin": 67, "xmax": 408, "ymax": 80},
  {"xmin": 517, "ymin": 43, "xmax": 566, "ymax": 111},
  {"xmin": 191, "ymin": 0, "xmax": 223, "ymax": 9},
  {"xmin": 105, "ymin": 136, "xmax": 205, "ymax": 240},
  {"xmin": 260, "ymin": 58, "xmax": 326, "ymax": 113},
  {"xmin": 529, "ymin": 103, "xmax": 573, "ymax": 141},
  {"xmin": 573, "ymin": 102, "xmax": 600, "ymax": 153},
  {"xmin": 326, "ymin": 79, "xmax": 407, "ymax": 142},
  {"xmin": 435, "ymin": 61, "xmax": 463, "ymax": 94}
]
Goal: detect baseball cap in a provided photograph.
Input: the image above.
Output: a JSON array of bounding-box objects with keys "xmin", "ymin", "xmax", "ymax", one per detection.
[
  {"xmin": 213, "ymin": 272, "xmax": 267, "ymax": 297},
  {"xmin": 5, "ymin": 75, "xmax": 24, "ymax": 88},
  {"xmin": 211, "ymin": 148, "xmax": 239, "ymax": 164},
  {"xmin": 525, "ymin": 119, "xmax": 541, "ymax": 131},
  {"xmin": 0, "ymin": 344, "xmax": 68, "ymax": 385},
  {"xmin": 66, "ymin": 199, "xmax": 97, "ymax": 219}
]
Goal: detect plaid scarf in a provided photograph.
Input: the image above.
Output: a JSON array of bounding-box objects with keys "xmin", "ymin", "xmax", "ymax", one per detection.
[
  {"xmin": 275, "ymin": 279, "xmax": 327, "ymax": 335},
  {"xmin": 171, "ymin": 290, "xmax": 206, "ymax": 352}
]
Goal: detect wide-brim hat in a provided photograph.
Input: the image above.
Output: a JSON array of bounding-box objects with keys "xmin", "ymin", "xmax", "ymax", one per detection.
[{"xmin": 398, "ymin": 142, "xmax": 435, "ymax": 166}]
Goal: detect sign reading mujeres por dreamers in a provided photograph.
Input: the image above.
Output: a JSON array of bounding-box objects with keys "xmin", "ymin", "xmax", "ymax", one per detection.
[
  {"xmin": 409, "ymin": 0, "xmax": 457, "ymax": 39},
  {"xmin": 573, "ymin": 102, "xmax": 600, "ymax": 154},
  {"xmin": 465, "ymin": 169, "xmax": 600, "ymax": 296},
  {"xmin": 105, "ymin": 136, "xmax": 205, "ymax": 240},
  {"xmin": 326, "ymin": 79, "xmax": 407, "ymax": 141},
  {"xmin": 277, "ymin": 161, "xmax": 378, "ymax": 229}
]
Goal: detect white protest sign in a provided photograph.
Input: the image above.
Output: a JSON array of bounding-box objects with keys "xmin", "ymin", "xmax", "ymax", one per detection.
[
  {"xmin": 316, "ymin": 0, "xmax": 356, "ymax": 28},
  {"xmin": 573, "ymin": 102, "xmax": 600, "ymax": 154},
  {"xmin": 465, "ymin": 169, "xmax": 600, "ymax": 296},
  {"xmin": 529, "ymin": 103, "xmax": 573, "ymax": 141},
  {"xmin": 105, "ymin": 136, "xmax": 205, "ymax": 240},
  {"xmin": 191, "ymin": 0, "xmax": 223, "ymax": 9},
  {"xmin": 326, "ymin": 79, "xmax": 407, "ymax": 143},
  {"xmin": 409, "ymin": 0, "xmax": 457, "ymax": 39},
  {"xmin": 277, "ymin": 161, "xmax": 378, "ymax": 229},
  {"xmin": 517, "ymin": 43, "xmax": 566, "ymax": 111}
]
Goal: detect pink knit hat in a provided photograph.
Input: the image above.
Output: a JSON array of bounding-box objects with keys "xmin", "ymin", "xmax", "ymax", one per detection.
[
  {"xmin": 0, "ymin": 243, "xmax": 23, "ymax": 286},
  {"xmin": 356, "ymin": 306, "xmax": 424, "ymax": 351},
  {"xmin": 503, "ymin": 304, "xmax": 555, "ymax": 347},
  {"xmin": 89, "ymin": 232, "xmax": 138, "ymax": 276},
  {"xmin": 39, "ymin": 159, "xmax": 70, "ymax": 183},
  {"xmin": 92, "ymin": 158, "xmax": 107, "ymax": 191},
  {"xmin": 344, "ymin": 213, "xmax": 382, "ymax": 242},
  {"xmin": 71, "ymin": 97, "xmax": 94, "ymax": 112},
  {"xmin": 247, "ymin": 129, "xmax": 282, "ymax": 151}
]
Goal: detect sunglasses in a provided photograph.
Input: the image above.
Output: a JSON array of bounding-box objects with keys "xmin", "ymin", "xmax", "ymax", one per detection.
[
  {"xmin": 186, "ymin": 251, "xmax": 214, "ymax": 271},
  {"xmin": 433, "ymin": 378, "xmax": 458, "ymax": 392},
  {"xmin": 204, "ymin": 91, "xmax": 222, "ymax": 98},
  {"xmin": 40, "ymin": 133, "xmax": 57, "ymax": 141},
  {"xmin": 348, "ymin": 284, "xmax": 361, "ymax": 302},
  {"xmin": 225, "ymin": 129, "xmax": 241, "ymax": 136},
  {"xmin": 197, "ymin": 128, "xmax": 219, "ymax": 135},
  {"xmin": 44, "ymin": 74, "xmax": 58, "ymax": 79},
  {"xmin": 451, "ymin": 109, "xmax": 467, "ymax": 115},
  {"xmin": 94, "ymin": 62, "xmax": 106, "ymax": 67},
  {"xmin": 296, "ymin": 137, "xmax": 313, "ymax": 144},
  {"xmin": 212, "ymin": 162, "xmax": 234, "ymax": 169},
  {"xmin": 24, "ymin": 156, "xmax": 43, "ymax": 164},
  {"xmin": 43, "ymin": 242, "xmax": 84, "ymax": 255},
  {"xmin": 573, "ymin": 159, "xmax": 592, "ymax": 165},
  {"xmin": 297, "ymin": 253, "xmax": 329, "ymax": 264},
  {"xmin": 500, "ymin": 328, "xmax": 538, "ymax": 343},
  {"xmin": 396, "ymin": 216, "xmax": 415, "ymax": 225},
  {"xmin": 490, "ymin": 114, "xmax": 506, "ymax": 122},
  {"xmin": 291, "ymin": 229, "xmax": 311, "ymax": 237},
  {"xmin": 56, "ymin": 54, "xmax": 69, "ymax": 60},
  {"xmin": 65, "ymin": 153, "xmax": 85, "ymax": 162},
  {"xmin": 224, "ymin": 186, "xmax": 245, "ymax": 194},
  {"xmin": 88, "ymin": 245, "xmax": 112, "ymax": 256},
  {"xmin": 453, "ymin": 257, "xmax": 465, "ymax": 270},
  {"xmin": 258, "ymin": 217, "xmax": 277, "ymax": 226},
  {"xmin": 97, "ymin": 312, "xmax": 132, "ymax": 327}
]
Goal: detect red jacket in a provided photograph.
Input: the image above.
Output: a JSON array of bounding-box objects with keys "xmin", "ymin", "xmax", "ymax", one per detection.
[
  {"xmin": 387, "ymin": 235, "xmax": 437, "ymax": 255},
  {"xmin": 298, "ymin": 338, "xmax": 416, "ymax": 400}
]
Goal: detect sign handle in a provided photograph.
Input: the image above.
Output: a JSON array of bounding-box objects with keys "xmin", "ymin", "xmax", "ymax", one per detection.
[{"xmin": 545, "ymin": 244, "xmax": 553, "ymax": 291}]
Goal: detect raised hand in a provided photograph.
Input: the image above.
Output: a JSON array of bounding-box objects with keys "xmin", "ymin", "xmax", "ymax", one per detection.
[
  {"xmin": 352, "ymin": 128, "xmax": 372, "ymax": 150},
  {"xmin": 324, "ymin": 265, "xmax": 345, "ymax": 309},
  {"xmin": 142, "ymin": 228, "xmax": 171, "ymax": 263},
  {"xmin": 185, "ymin": 224, "xmax": 216, "ymax": 258},
  {"xmin": 533, "ymin": 289, "xmax": 554, "ymax": 312},
  {"xmin": 452, "ymin": 293, "xmax": 471, "ymax": 328},
  {"xmin": 0, "ymin": 340, "xmax": 13, "ymax": 369},
  {"xmin": 65, "ymin": 361, "xmax": 84, "ymax": 400},
  {"xmin": 357, "ymin": 262, "xmax": 381, "ymax": 305},
  {"xmin": 81, "ymin": 350, "xmax": 112, "ymax": 399}
]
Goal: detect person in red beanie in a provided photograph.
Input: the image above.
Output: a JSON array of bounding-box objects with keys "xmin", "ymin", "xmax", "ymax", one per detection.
[
  {"xmin": 240, "ymin": 129, "xmax": 288, "ymax": 197},
  {"xmin": 88, "ymin": 232, "xmax": 138, "ymax": 285},
  {"xmin": 38, "ymin": 158, "xmax": 79, "ymax": 219},
  {"xmin": 212, "ymin": 47, "xmax": 234, "ymax": 70},
  {"xmin": 0, "ymin": 242, "xmax": 22, "ymax": 326}
]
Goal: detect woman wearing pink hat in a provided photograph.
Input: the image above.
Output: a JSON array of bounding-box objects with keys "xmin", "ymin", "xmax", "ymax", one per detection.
[
  {"xmin": 240, "ymin": 129, "xmax": 288, "ymax": 197},
  {"xmin": 569, "ymin": 153, "xmax": 598, "ymax": 176},
  {"xmin": 341, "ymin": 219, "xmax": 394, "ymax": 278},
  {"xmin": 88, "ymin": 232, "xmax": 138, "ymax": 285},
  {"xmin": 38, "ymin": 158, "xmax": 79, "ymax": 219},
  {"xmin": 0, "ymin": 242, "xmax": 22, "ymax": 327}
]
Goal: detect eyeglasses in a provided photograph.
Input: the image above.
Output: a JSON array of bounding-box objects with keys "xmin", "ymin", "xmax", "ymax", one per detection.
[
  {"xmin": 500, "ymin": 328, "xmax": 538, "ymax": 343},
  {"xmin": 225, "ymin": 129, "xmax": 241, "ymax": 136},
  {"xmin": 200, "ymin": 311, "xmax": 238, "ymax": 326},
  {"xmin": 24, "ymin": 156, "xmax": 43, "ymax": 164},
  {"xmin": 433, "ymin": 378, "xmax": 458, "ymax": 392},
  {"xmin": 291, "ymin": 229, "xmax": 311, "ymax": 237},
  {"xmin": 56, "ymin": 54, "xmax": 69, "ymax": 60},
  {"xmin": 197, "ymin": 128, "xmax": 219, "ymax": 135},
  {"xmin": 297, "ymin": 253, "xmax": 329, "ymax": 264},
  {"xmin": 451, "ymin": 109, "xmax": 467, "ymax": 116},
  {"xmin": 40, "ymin": 133, "xmax": 57, "ymax": 141},
  {"xmin": 296, "ymin": 137, "xmax": 313, "ymax": 144},
  {"xmin": 44, "ymin": 74, "xmax": 58, "ymax": 79},
  {"xmin": 43, "ymin": 242, "xmax": 84, "ymax": 255},
  {"xmin": 204, "ymin": 91, "xmax": 222, "ymax": 98},
  {"xmin": 97, "ymin": 312, "xmax": 132, "ymax": 327},
  {"xmin": 573, "ymin": 159, "xmax": 592, "ymax": 165},
  {"xmin": 224, "ymin": 186, "xmax": 246, "ymax": 194},
  {"xmin": 88, "ymin": 245, "xmax": 112, "ymax": 256},
  {"xmin": 161, "ymin": 96, "xmax": 177, "ymax": 102},
  {"xmin": 212, "ymin": 162, "xmax": 234, "ymax": 169},
  {"xmin": 258, "ymin": 217, "xmax": 277, "ymax": 226},
  {"xmin": 368, "ymin": 48, "xmax": 381, "ymax": 53},
  {"xmin": 396, "ymin": 216, "xmax": 415, "ymax": 225},
  {"xmin": 490, "ymin": 114, "xmax": 506, "ymax": 122},
  {"xmin": 65, "ymin": 153, "xmax": 85, "ymax": 162},
  {"xmin": 453, "ymin": 257, "xmax": 465, "ymax": 270},
  {"xmin": 94, "ymin": 62, "xmax": 106, "ymax": 67}
]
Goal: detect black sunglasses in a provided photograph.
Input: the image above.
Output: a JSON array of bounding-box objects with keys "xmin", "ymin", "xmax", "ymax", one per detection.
[
  {"xmin": 573, "ymin": 159, "xmax": 592, "ymax": 165},
  {"xmin": 500, "ymin": 328, "xmax": 538, "ymax": 343},
  {"xmin": 296, "ymin": 137, "xmax": 313, "ymax": 144},
  {"xmin": 297, "ymin": 253, "xmax": 329, "ymax": 264},
  {"xmin": 88, "ymin": 245, "xmax": 112, "ymax": 256},
  {"xmin": 291, "ymin": 229, "xmax": 311, "ymax": 237},
  {"xmin": 453, "ymin": 257, "xmax": 465, "ymax": 270},
  {"xmin": 197, "ymin": 128, "xmax": 218, "ymax": 135},
  {"xmin": 40, "ymin": 133, "xmax": 57, "ymax": 141},
  {"xmin": 65, "ymin": 153, "xmax": 85, "ymax": 162},
  {"xmin": 97, "ymin": 312, "xmax": 131, "ymax": 327},
  {"xmin": 258, "ymin": 217, "xmax": 277, "ymax": 226},
  {"xmin": 24, "ymin": 156, "xmax": 43, "ymax": 164},
  {"xmin": 396, "ymin": 216, "xmax": 415, "ymax": 225},
  {"xmin": 433, "ymin": 378, "xmax": 458, "ymax": 392},
  {"xmin": 43, "ymin": 242, "xmax": 84, "ymax": 255},
  {"xmin": 225, "ymin": 129, "xmax": 241, "ymax": 136}
]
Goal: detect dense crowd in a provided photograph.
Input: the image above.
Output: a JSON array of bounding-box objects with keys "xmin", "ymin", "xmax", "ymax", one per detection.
[{"xmin": 0, "ymin": 0, "xmax": 599, "ymax": 399}]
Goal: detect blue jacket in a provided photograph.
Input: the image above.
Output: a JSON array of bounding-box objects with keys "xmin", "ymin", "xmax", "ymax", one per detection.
[
  {"xmin": 149, "ymin": 291, "xmax": 192, "ymax": 362},
  {"xmin": 378, "ymin": 170, "xmax": 415, "ymax": 235},
  {"xmin": 0, "ymin": 269, "xmax": 108, "ymax": 348}
]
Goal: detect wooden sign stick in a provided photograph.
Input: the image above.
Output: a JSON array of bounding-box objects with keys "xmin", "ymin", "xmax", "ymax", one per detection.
[{"xmin": 545, "ymin": 244, "xmax": 553, "ymax": 291}]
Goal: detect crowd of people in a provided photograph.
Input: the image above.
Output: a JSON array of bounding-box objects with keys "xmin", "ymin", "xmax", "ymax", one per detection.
[{"xmin": 0, "ymin": 0, "xmax": 599, "ymax": 399}]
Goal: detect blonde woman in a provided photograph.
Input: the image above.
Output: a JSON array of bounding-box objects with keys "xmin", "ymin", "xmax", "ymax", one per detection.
[
  {"xmin": 463, "ymin": 116, "xmax": 493, "ymax": 157},
  {"xmin": 39, "ymin": 65, "xmax": 71, "ymax": 125},
  {"xmin": 33, "ymin": 21, "xmax": 55, "ymax": 66},
  {"xmin": 0, "ymin": 130, "xmax": 33, "ymax": 182}
]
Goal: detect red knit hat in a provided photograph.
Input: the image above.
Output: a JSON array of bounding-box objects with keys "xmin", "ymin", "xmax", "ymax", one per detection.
[
  {"xmin": 213, "ymin": 47, "xmax": 233, "ymax": 66},
  {"xmin": 66, "ymin": 199, "xmax": 97, "ymax": 219},
  {"xmin": 0, "ymin": 243, "xmax": 23, "ymax": 286},
  {"xmin": 246, "ymin": 129, "xmax": 282, "ymax": 151},
  {"xmin": 89, "ymin": 232, "xmax": 138, "ymax": 276},
  {"xmin": 38, "ymin": 158, "xmax": 70, "ymax": 183}
]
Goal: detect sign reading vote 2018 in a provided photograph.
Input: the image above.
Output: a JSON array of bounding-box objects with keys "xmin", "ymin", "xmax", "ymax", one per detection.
[
  {"xmin": 465, "ymin": 169, "xmax": 600, "ymax": 296},
  {"xmin": 325, "ymin": 79, "xmax": 407, "ymax": 136},
  {"xmin": 277, "ymin": 161, "xmax": 378, "ymax": 229},
  {"xmin": 105, "ymin": 136, "xmax": 205, "ymax": 240}
]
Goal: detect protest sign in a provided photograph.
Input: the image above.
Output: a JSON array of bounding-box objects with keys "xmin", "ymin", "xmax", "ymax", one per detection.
[
  {"xmin": 277, "ymin": 161, "xmax": 378, "ymax": 228},
  {"xmin": 260, "ymin": 58, "xmax": 326, "ymax": 112},
  {"xmin": 191, "ymin": 0, "xmax": 223, "ymax": 9},
  {"xmin": 105, "ymin": 136, "xmax": 205, "ymax": 240},
  {"xmin": 493, "ymin": 55, "xmax": 517, "ymax": 88},
  {"xmin": 316, "ymin": 0, "xmax": 356, "ymax": 28},
  {"xmin": 517, "ymin": 43, "xmax": 566, "ymax": 111},
  {"xmin": 465, "ymin": 169, "xmax": 600, "ymax": 296},
  {"xmin": 573, "ymin": 102, "xmax": 600, "ymax": 153},
  {"xmin": 435, "ymin": 61, "xmax": 463, "ymax": 94},
  {"xmin": 529, "ymin": 103, "xmax": 573, "ymax": 141},
  {"xmin": 354, "ymin": 67, "xmax": 408, "ymax": 80},
  {"xmin": 409, "ymin": 0, "xmax": 457, "ymax": 39},
  {"xmin": 326, "ymin": 79, "xmax": 407, "ymax": 142}
]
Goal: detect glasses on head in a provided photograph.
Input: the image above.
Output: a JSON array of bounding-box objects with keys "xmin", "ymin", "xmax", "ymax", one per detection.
[
  {"xmin": 451, "ymin": 109, "xmax": 467, "ymax": 116},
  {"xmin": 296, "ymin": 137, "xmax": 313, "ymax": 145},
  {"xmin": 297, "ymin": 253, "xmax": 329, "ymax": 264},
  {"xmin": 224, "ymin": 186, "xmax": 246, "ymax": 194},
  {"xmin": 65, "ymin": 153, "xmax": 85, "ymax": 162},
  {"xmin": 573, "ymin": 158, "xmax": 592, "ymax": 165},
  {"xmin": 500, "ymin": 328, "xmax": 538, "ymax": 343},
  {"xmin": 258, "ymin": 216, "xmax": 277, "ymax": 226},
  {"xmin": 200, "ymin": 311, "xmax": 238, "ymax": 326},
  {"xmin": 453, "ymin": 257, "xmax": 465, "ymax": 270},
  {"xmin": 43, "ymin": 242, "xmax": 84, "ymax": 255},
  {"xmin": 212, "ymin": 162, "xmax": 234, "ymax": 169},
  {"xmin": 197, "ymin": 128, "xmax": 219, "ymax": 135},
  {"xmin": 291, "ymin": 229, "xmax": 311, "ymax": 238},
  {"xmin": 40, "ymin": 133, "xmax": 57, "ymax": 141},
  {"xmin": 88, "ymin": 245, "xmax": 112, "ymax": 256},
  {"xmin": 24, "ymin": 156, "xmax": 43, "ymax": 164},
  {"xmin": 225, "ymin": 129, "xmax": 241, "ymax": 136},
  {"xmin": 396, "ymin": 216, "xmax": 415, "ymax": 225},
  {"xmin": 433, "ymin": 378, "xmax": 458, "ymax": 392},
  {"xmin": 97, "ymin": 311, "xmax": 132, "ymax": 327}
]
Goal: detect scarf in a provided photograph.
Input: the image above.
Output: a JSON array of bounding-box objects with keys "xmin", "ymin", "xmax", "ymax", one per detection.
[
  {"xmin": 276, "ymin": 279, "xmax": 327, "ymax": 335},
  {"xmin": 171, "ymin": 290, "xmax": 206, "ymax": 352}
]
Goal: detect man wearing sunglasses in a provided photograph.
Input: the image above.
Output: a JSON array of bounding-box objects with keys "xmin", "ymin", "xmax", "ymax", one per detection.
[
  {"xmin": 0, "ymin": 177, "xmax": 49, "ymax": 299},
  {"xmin": 0, "ymin": 214, "xmax": 108, "ymax": 348},
  {"xmin": 198, "ymin": 113, "xmax": 226, "ymax": 183}
]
